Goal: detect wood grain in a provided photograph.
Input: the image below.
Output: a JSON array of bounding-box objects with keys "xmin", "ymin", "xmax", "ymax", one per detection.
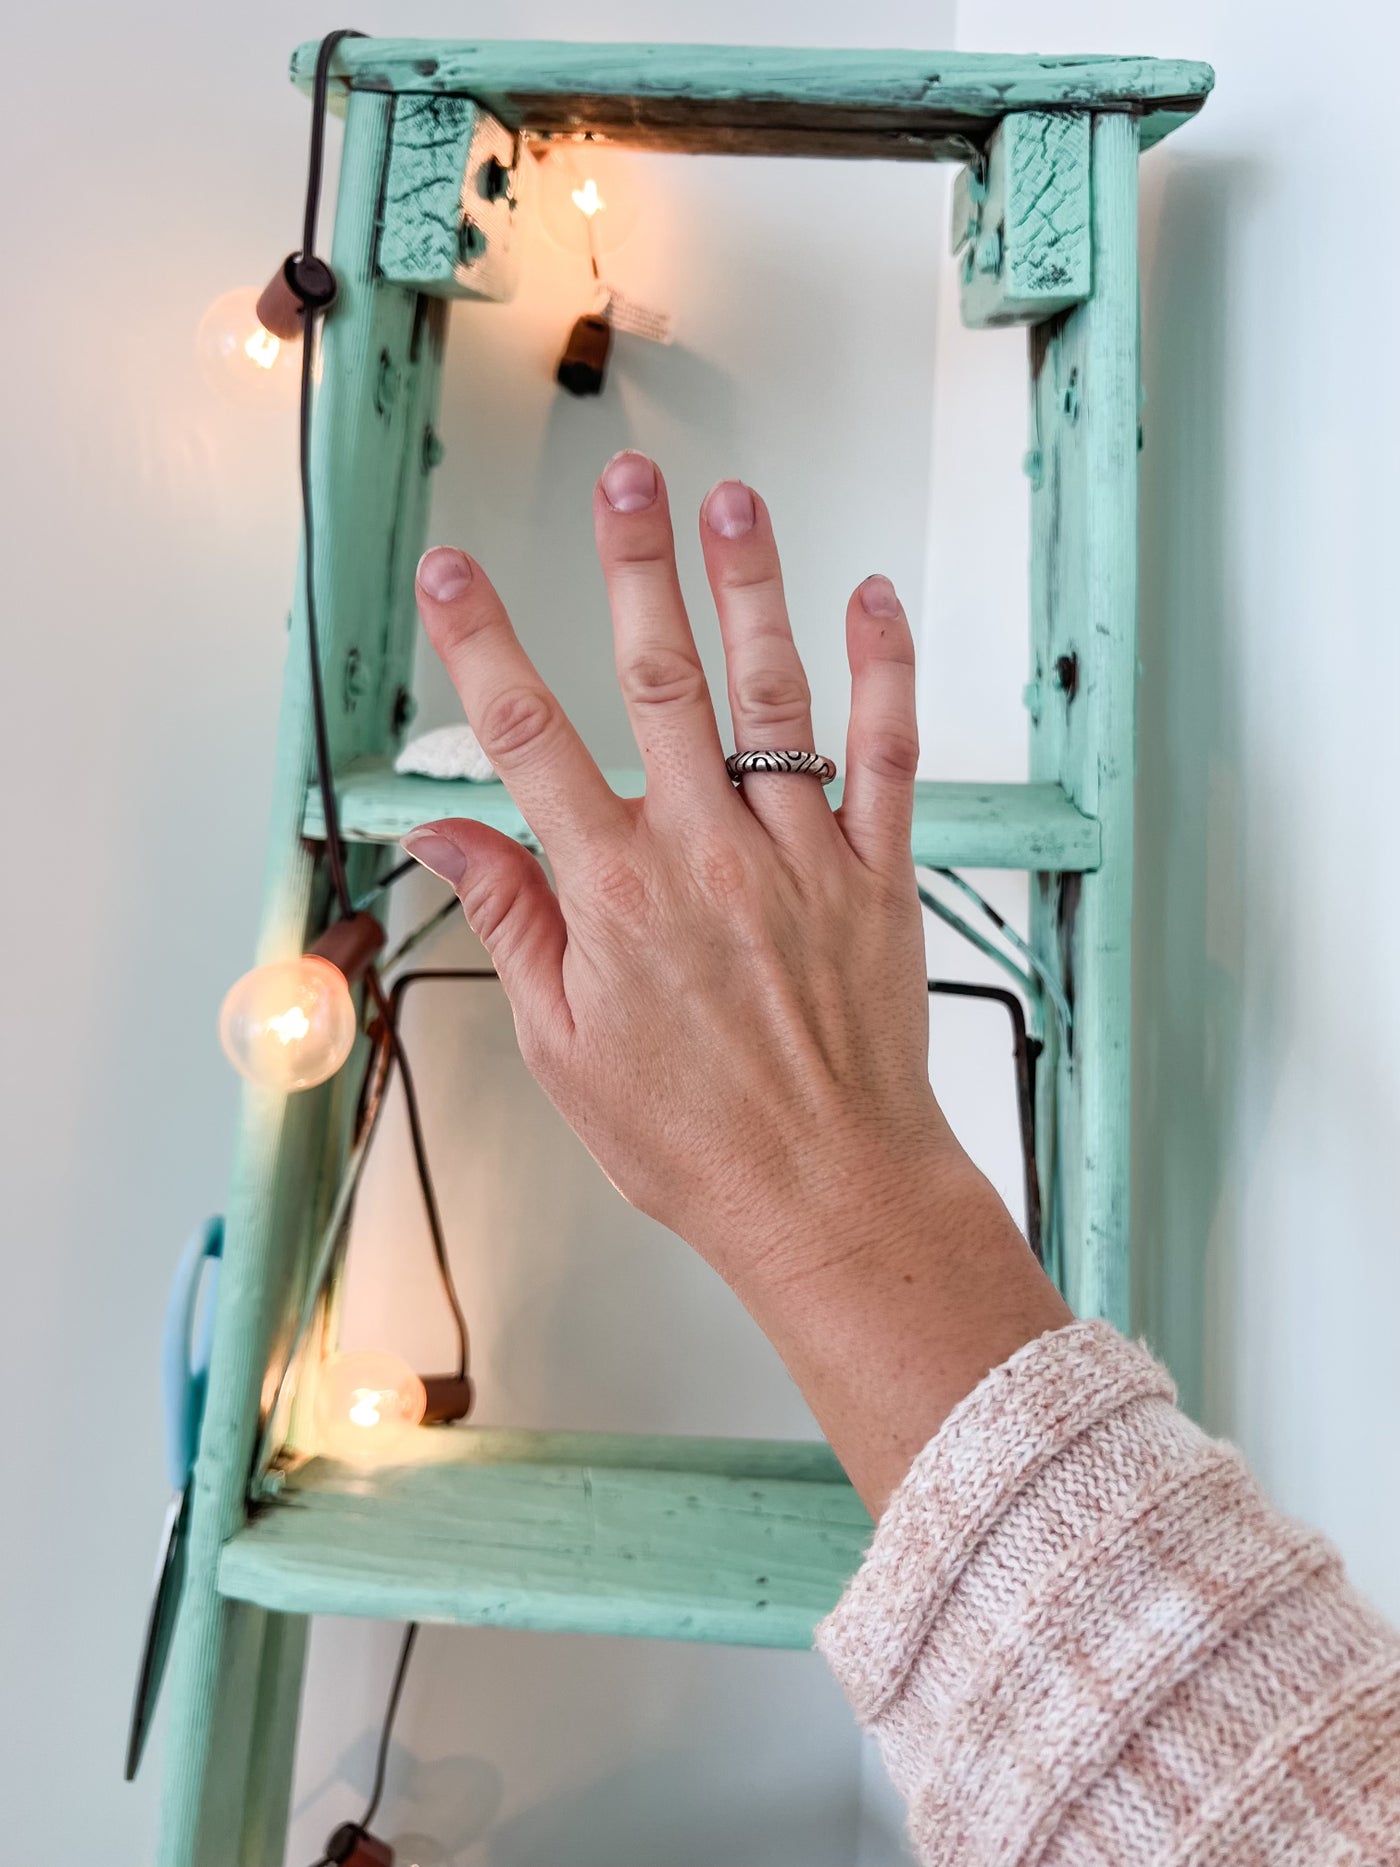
[
  {"xmin": 307, "ymin": 762, "xmax": 1103, "ymax": 872},
  {"xmin": 222, "ymin": 1428, "xmax": 869, "ymax": 1649},
  {"xmin": 959, "ymin": 113, "xmax": 1091, "ymax": 328},
  {"xmin": 1027, "ymin": 114, "xmax": 1141, "ymax": 1325},
  {"xmin": 156, "ymin": 90, "xmax": 449, "ymax": 1865},
  {"xmin": 379, "ymin": 95, "xmax": 522, "ymax": 300},
  {"xmin": 290, "ymin": 41, "xmax": 1213, "ymax": 156}
]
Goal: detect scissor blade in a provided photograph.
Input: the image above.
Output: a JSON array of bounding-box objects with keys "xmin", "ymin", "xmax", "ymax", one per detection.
[{"xmin": 124, "ymin": 1490, "xmax": 189, "ymax": 1781}]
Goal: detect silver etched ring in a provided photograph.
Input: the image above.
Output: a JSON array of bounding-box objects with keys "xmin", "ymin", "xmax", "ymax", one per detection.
[{"xmin": 726, "ymin": 749, "xmax": 837, "ymax": 784}]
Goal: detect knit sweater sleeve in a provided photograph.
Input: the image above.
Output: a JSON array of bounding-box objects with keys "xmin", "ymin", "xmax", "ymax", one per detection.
[{"xmin": 816, "ymin": 1320, "xmax": 1400, "ymax": 1866}]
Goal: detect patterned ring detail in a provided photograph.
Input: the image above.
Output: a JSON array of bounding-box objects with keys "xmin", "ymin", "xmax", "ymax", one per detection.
[{"xmin": 726, "ymin": 749, "xmax": 838, "ymax": 785}]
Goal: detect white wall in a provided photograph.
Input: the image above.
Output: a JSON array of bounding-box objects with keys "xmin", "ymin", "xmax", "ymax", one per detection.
[
  {"xmin": 7, "ymin": 5, "xmax": 1396, "ymax": 1864},
  {"xmin": 929, "ymin": 0, "xmax": 1400, "ymax": 1628}
]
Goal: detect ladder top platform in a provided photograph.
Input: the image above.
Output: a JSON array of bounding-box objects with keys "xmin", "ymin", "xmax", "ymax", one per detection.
[{"xmin": 291, "ymin": 40, "xmax": 1214, "ymax": 158}]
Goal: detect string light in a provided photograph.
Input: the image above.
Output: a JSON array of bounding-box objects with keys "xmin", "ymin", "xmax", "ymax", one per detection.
[
  {"xmin": 571, "ymin": 176, "xmax": 605, "ymax": 218},
  {"xmin": 535, "ymin": 141, "xmax": 639, "ymax": 259},
  {"xmin": 316, "ymin": 1351, "xmax": 427, "ymax": 1461},
  {"xmin": 219, "ymin": 913, "xmax": 384, "ymax": 1093},
  {"xmin": 220, "ymin": 954, "xmax": 356, "ymax": 1092},
  {"xmin": 196, "ymin": 287, "xmax": 300, "ymax": 405}
]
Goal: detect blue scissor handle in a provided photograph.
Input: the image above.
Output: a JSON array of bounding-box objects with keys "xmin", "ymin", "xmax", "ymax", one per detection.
[{"xmin": 161, "ymin": 1216, "xmax": 223, "ymax": 1492}]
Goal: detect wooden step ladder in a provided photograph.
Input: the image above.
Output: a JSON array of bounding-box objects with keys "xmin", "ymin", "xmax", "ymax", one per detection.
[{"xmin": 156, "ymin": 39, "xmax": 1212, "ymax": 1863}]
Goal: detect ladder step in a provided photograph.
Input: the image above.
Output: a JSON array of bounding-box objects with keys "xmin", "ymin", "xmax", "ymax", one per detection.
[
  {"xmin": 220, "ymin": 1428, "xmax": 869, "ymax": 1648},
  {"xmin": 306, "ymin": 762, "xmax": 1101, "ymax": 872},
  {"xmin": 294, "ymin": 40, "xmax": 1214, "ymax": 157}
]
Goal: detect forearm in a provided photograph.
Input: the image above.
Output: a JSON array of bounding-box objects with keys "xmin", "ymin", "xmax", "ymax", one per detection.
[{"xmin": 818, "ymin": 1321, "xmax": 1400, "ymax": 1864}]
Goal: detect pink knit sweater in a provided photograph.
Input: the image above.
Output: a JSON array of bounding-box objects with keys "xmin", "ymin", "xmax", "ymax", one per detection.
[{"xmin": 817, "ymin": 1321, "xmax": 1400, "ymax": 1864}]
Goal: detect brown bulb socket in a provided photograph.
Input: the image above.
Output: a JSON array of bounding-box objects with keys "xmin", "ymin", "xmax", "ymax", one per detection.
[
  {"xmin": 326, "ymin": 1824, "xmax": 393, "ymax": 1867},
  {"xmin": 556, "ymin": 313, "xmax": 612, "ymax": 397},
  {"xmin": 256, "ymin": 265, "xmax": 305, "ymax": 341},
  {"xmin": 310, "ymin": 913, "xmax": 385, "ymax": 987},
  {"xmin": 421, "ymin": 1373, "xmax": 475, "ymax": 1424},
  {"xmin": 256, "ymin": 253, "xmax": 339, "ymax": 339}
]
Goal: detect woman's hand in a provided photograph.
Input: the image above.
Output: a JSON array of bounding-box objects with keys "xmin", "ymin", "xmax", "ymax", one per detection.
[{"xmin": 404, "ymin": 453, "xmax": 1069, "ymax": 1510}]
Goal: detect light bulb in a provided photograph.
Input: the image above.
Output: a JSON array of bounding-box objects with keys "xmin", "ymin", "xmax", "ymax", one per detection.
[
  {"xmin": 197, "ymin": 286, "xmax": 300, "ymax": 406},
  {"xmin": 219, "ymin": 955, "xmax": 357, "ymax": 1092},
  {"xmin": 391, "ymin": 1836, "xmax": 449, "ymax": 1867},
  {"xmin": 535, "ymin": 143, "xmax": 639, "ymax": 258},
  {"xmin": 316, "ymin": 1351, "xmax": 427, "ymax": 1461}
]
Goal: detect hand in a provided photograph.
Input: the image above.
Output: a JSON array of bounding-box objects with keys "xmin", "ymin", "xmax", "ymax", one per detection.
[{"xmin": 405, "ymin": 453, "xmax": 1069, "ymax": 1510}]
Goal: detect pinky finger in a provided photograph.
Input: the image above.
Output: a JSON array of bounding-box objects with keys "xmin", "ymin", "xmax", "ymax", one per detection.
[{"xmin": 837, "ymin": 575, "xmax": 920, "ymax": 872}]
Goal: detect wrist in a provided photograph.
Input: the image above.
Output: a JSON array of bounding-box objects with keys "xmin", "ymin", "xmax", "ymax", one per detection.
[{"xmin": 712, "ymin": 1137, "xmax": 1072, "ymax": 1516}]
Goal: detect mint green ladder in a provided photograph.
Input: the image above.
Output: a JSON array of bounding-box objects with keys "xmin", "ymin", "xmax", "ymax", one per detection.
[{"xmin": 156, "ymin": 41, "xmax": 1212, "ymax": 1863}]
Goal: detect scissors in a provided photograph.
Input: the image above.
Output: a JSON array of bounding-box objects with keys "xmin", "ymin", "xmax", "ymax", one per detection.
[{"xmin": 124, "ymin": 1215, "xmax": 223, "ymax": 1781}]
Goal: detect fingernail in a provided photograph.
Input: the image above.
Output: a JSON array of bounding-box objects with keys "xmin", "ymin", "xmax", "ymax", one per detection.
[
  {"xmin": 417, "ymin": 547, "xmax": 474, "ymax": 602},
  {"xmin": 600, "ymin": 451, "xmax": 658, "ymax": 512},
  {"xmin": 860, "ymin": 574, "xmax": 900, "ymax": 617},
  {"xmin": 401, "ymin": 829, "xmax": 467, "ymax": 887},
  {"xmin": 703, "ymin": 480, "xmax": 755, "ymax": 539}
]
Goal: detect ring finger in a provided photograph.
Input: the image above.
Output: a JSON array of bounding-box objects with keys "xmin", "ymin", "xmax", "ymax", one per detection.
[{"xmin": 699, "ymin": 480, "xmax": 836, "ymax": 843}]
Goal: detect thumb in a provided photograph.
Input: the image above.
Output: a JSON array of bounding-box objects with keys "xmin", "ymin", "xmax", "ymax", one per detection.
[{"xmin": 400, "ymin": 819, "xmax": 569, "ymax": 1036}]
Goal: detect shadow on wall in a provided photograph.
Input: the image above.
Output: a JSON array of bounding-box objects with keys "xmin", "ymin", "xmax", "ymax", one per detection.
[
  {"xmin": 1132, "ymin": 153, "xmax": 1279, "ymax": 1424},
  {"xmin": 291, "ymin": 1623, "xmax": 861, "ymax": 1867}
]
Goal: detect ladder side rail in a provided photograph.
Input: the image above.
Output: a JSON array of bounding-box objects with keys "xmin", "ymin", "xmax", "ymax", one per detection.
[
  {"xmin": 157, "ymin": 88, "xmax": 450, "ymax": 1865},
  {"xmin": 1027, "ymin": 112, "xmax": 1141, "ymax": 1327}
]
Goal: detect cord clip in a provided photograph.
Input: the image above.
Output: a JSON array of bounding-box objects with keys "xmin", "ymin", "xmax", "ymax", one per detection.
[{"xmin": 257, "ymin": 252, "xmax": 339, "ymax": 340}]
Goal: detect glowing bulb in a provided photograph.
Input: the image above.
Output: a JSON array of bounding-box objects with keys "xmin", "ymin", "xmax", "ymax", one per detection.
[
  {"xmin": 571, "ymin": 177, "xmax": 605, "ymax": 217},
  {"xmin": 219, "ymin": 955, "xmax": 357, "ymax": 1092},
  {"xmin": 316, "ymin": 1351, "xmax": 427, "ymax": 1461},
  {"xmin": 391, "ymin": 1836, "xmax": 449, "ymax": 1867},
  {"xmin": 197, "ymin": 286, "xmax": 300, "ymax": 406},
  {"xmin": 243, "ymin": 325, "xmax": 282, "ymax": 370},
  {"xmin": 536, "ymin": 144, "xmax": 639, "ymax": 258}
]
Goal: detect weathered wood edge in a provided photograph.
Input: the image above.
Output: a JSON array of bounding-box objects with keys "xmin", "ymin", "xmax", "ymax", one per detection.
[
  {"xmin": 1027, "ymin": 114, "xmax": 1140, "ymax": 1328},
  {"xmin": 958, "ymin": 113, "xmax": 1091, "ymax": 328},
  {"xmin": 379, "ymin": 96, "xmax": 523, "ymax": 301},
  {"xmin": 155, "ymin": 90, "xmax": 449, "ymax": 1865},
  {"xmin": 289, "ymin": 41, "xmax": 1213, "ymax": 155},
  {"xmin": 305, "ymin": 765, "xmax": 1103, "ymax": 871},
  {"xmin": 219, "ymin": 1431, "xmax": 870, "ymax": 1650}
]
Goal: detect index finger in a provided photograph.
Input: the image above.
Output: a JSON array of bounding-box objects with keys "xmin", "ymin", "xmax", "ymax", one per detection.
[{"xmin": 416, "ymin": 546, "xmax": 626, "ymax": 866}]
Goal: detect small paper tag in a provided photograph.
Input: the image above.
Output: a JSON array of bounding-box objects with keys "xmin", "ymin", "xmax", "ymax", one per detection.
[{"xmin": 599, "ymin": 286, "xmax": 673, "ymax": 345}]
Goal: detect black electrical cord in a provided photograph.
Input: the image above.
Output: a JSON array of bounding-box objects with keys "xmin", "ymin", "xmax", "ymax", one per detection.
[
  {"xmin": 298, "ymin": 26, "xmax": 363, "ymax": 925},
  {"xmin": 927, "ymin": 980, "xmax": 1042, "ymax": 1262},
  {"xmin": 358, "ymin": 1623, "xmax": 418, "ymax": 1833},
  {"xmin": 388, "ymin": 970, "xmax": 1043, "ymax": 1263},
  {"xmin": 293, "ymin": 28, "xmax": 469, "ymax": 1382},
  {"xmin": 373, "ymin": 976, "xmax": 471, "ymax": 1379},
  {"xmin": 306, "ymin": 1623, "xmax": 419, "ymax": 1866}
]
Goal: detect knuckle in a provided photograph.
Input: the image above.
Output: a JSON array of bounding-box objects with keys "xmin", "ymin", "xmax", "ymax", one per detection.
[
  {"xmin": 589, "ymin": 855, "xmax": 652, "ymax": 919},
  {"xmin": 476, "ymin": 687, "xmax": 558, "ymax": 763},
  {"xmin": 458, "ymin": 869, "xmax": 520, "ymax": 949},
  {"xmin": 718, "ymin": 558, "xmax": 783, "ymax": 596},
  {"xmin": 691, "ymin": 836, "xmax": 750, "ymax": 909},
  {"xmin": 734, "ymin": 665, "xmax": 811, "ymax": 726},
  {"xmin": 622, "ymin": 646, "xmax": 709, "ymax": 712},
  {"xmin": 606, "ymin": 529, "xmax": 673, "ymax": 571},
  {"xmin": 869, "ymin": 631, "xmax": 917, "ymax": 668},
  {"xmin": 859, "ymin": 729, "xmax": 921, "ymax": 782}
]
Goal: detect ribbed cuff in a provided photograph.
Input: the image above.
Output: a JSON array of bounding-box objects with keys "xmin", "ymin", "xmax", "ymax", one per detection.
[{"xmin": 817, "ymin": 1320, "xmax": 1175, "ymax": 1723}]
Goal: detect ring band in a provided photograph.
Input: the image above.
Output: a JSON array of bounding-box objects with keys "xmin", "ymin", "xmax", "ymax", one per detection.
[{"xmin": 726, "ymin": 749, "xmax": 837, "ymax": 784}]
